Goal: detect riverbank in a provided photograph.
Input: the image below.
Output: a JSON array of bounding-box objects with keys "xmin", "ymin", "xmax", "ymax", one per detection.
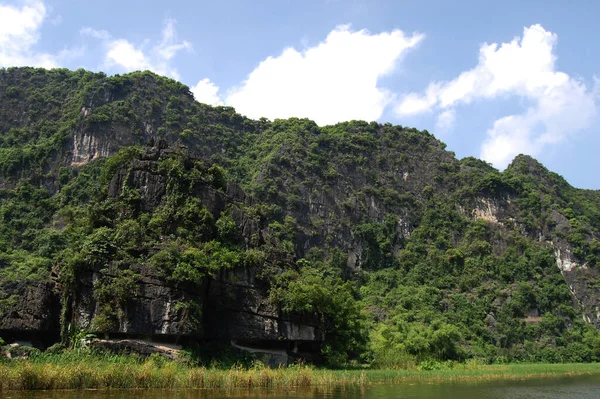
[{"xmin": 1, "ymin": 353, "xmax": 599, "ymax": 390}]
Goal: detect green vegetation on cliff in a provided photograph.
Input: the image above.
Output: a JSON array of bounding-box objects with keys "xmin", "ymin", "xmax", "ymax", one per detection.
[{"xmin": 0, "ymin": 67, "xmax": 600, "ymax": 368}]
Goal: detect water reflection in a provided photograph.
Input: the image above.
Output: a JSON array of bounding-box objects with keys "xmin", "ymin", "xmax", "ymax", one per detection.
[{"xmin": 3, "ymin": 375, "xmax": 600, "ymax": 399}]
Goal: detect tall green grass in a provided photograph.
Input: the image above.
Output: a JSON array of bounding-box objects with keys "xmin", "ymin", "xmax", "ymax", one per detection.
[{"xmin": 0, "ymin": 352, "xmax": 599, "ymax": 390}]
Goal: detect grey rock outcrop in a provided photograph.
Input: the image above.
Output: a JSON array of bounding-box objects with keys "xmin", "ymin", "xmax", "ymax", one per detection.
[{"xmin": 0, "ymin": 282, "xmax": 60, "ymax": 345}]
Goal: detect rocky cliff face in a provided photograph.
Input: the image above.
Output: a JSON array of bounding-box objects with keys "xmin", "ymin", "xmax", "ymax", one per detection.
[
  {"xmin": 0, "ymin": 282, "xmax": 60, "ymax": 346},
  {"xmin": 1, "ymin": 142, "xmax": 324, "ymax": 363},
  {"xmin": 466, "ymin": 193, "xmax": 600, "ymax": 328},
  {"xmin": 553, "ymin": 234, "xmax": 600, "ymax": 328},
  {"xmin": 68, "ymin": 263, "xmax": 324, "ymax": 343}
]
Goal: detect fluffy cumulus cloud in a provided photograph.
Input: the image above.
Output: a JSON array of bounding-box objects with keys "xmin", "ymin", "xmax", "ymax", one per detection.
[
  {"xmin": 82, "ymin": 19, "xmax": 191, "ymax": 79},
  {"xmin": 217, "ymin": 25, "xmax": 423, "ymax": 125},
  {"xmin": 0, "ymin": 0, "xmax": 57, "ymax": 68},
  {"xmin": 395, "ymin": 24, "xmax": 598, "ymax": 168},
  {"xmin": 190, "ymin": 78, "xmax": 223, "ymax": 106}
]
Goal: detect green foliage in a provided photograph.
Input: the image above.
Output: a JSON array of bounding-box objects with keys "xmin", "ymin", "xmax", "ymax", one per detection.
[
  {"xmin": 92, "ymin": 266, "xmax": 140, "ymax": 333},
  {"xmin": 271, "ymin": 258, "xmax": 367, "ymax": 366},
  {"xmin": 150, "ymin": 241, "xmax": 242, "ymax": 286}
]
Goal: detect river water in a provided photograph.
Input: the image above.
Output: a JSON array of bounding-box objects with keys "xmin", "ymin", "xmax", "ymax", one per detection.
[{"xmin": 2, "ymin": 375, "xmax": 599, "ymax": 399}]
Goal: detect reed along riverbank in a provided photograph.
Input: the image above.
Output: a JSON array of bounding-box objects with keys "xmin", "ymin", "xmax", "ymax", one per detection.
[{"xmin": 1, "ymin": 352, "xmax": 599, "ymax": 390}]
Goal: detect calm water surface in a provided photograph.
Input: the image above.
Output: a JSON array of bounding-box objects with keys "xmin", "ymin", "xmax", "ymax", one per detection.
[{"xmin": 3, "ymin": 375, "xmax": 599, "ymax": 399}]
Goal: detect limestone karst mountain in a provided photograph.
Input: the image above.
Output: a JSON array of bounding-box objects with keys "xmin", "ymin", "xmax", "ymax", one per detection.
[{"xmin": 0, "ymin": 67, "xmax": 599, "ymax": 365}]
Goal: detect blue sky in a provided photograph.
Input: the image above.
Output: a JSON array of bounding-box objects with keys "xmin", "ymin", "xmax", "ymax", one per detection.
[{"xmin": 1, "ymin": 0, "xmax": 599, "ymax": 189}]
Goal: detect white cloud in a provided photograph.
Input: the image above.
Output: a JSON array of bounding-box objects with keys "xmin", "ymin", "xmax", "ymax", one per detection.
[
  {"xmin": 395, "ymin": 24, "xmax": 598, "ymax": 168},
  {"xmin": 394, "ymin": 83, "xmax": 439, "ymax": 116},
  {"xmin": 0, "ymin": 0, "xmax": 57, "ymax": 68},
  {"xmin": 105, "ymin": 39, "xmax": 150, "ymax": 71},
  {"xmin": 155, "ymin": 19, "xmax": 191, "ymax": 61},
  {"xmin": 83, "ymin": 19, "xmax": 191, "ymax": 79},
  {"xmin": 481, "ymin": 77, "xmax": 596, "ymax": 166},
  {"xmin": 191, "ymin": 78, "xmax": 223, "ymax": 106},
  {"xmin": 225, "ymin": 24, "xmax": 424, "ymax": 125},
  {"xmin": 435, "ymin": 109, "xmax": 456, "ymax": 133}
]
